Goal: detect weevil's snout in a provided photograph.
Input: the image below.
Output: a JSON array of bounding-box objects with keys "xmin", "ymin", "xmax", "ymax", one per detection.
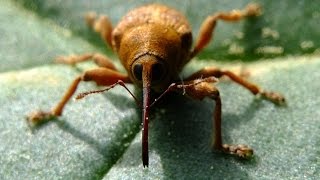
[
  {"xmin": 131, "ymin": 54, "xmax": 169, "ymax": 167},
  {"xmin": 131, "ymin": 55, "xmax": 167, "ymax": 86}
]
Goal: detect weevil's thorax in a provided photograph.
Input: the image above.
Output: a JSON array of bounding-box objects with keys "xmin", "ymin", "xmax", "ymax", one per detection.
[{"xmin": 111, "ymin": 4, "xmax": 193, "ymax": 92}]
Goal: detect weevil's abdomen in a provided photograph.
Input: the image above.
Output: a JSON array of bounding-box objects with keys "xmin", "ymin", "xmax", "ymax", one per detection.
[{"xmin": 112, "ymin": 4, "xmax": 192, "ymax": 52}]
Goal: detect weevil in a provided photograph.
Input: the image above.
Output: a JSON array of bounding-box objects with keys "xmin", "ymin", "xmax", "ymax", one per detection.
[{"xmin": 27, "ymin": 3, "xmax": 285, "ymax": 167}]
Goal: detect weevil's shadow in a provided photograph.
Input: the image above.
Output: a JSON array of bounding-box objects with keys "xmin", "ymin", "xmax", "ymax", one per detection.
[{"xmin": 146, "ymin": 92, "xmax": 262, "ymax": 178}]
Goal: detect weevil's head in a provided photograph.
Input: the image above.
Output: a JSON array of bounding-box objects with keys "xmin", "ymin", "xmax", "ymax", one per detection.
[{"xmin": 113, "ymin": 23, "xmax": 192, "ymax": 92}]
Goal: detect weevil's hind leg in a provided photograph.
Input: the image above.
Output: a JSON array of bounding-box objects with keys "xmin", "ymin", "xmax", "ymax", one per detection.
[
  {"xmin": 191, "ymin": 3, "xmax": 261, "ymax": 58},
  {"xmin": 185, "ymin": 67, "xmax": 285, "ymax": 105},
  {"xmin": 55, "ymin": 53, "xmax": 117, "ymax": 71},
  {"xmin": 27, "ymin": 68, "xmax": 132, "ymax": 126},
  {"xmin": 85, "ymin": 12, "xmax": 113, "ymax": 48}
]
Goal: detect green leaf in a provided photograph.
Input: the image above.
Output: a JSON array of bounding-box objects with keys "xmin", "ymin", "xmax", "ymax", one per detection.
[{"xmin": 1, "ymin": 0, "xmax": 319, "ymax": 179}]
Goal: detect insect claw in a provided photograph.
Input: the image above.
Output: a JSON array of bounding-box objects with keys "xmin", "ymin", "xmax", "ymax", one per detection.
[
  {"xmin": 26, "ymin": 110, "xmax": 56, "ymax": 127},
  {"xmin": 221, "ymin": 144, "xmax": 254, "ymax": 158},
  {"xmin": 260, "ymin": 91, "xmax": 286, "ymax": 106}
]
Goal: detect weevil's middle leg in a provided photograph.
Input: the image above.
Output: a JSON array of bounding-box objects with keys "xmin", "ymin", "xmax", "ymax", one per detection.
[
  {"xmin": 55, "ymin": 53, "xmax": 117, "ymax": 71},
  {"xmin": 185, "ymin": 67, "xmax": 285, "ymax": 105},
  {"xmin": 191, "ymin": 3, "xmax": 261, "ymax": 58},
  {"xmin": 27, "ymin": 67, "xmax": 132, "ymax": 125}
]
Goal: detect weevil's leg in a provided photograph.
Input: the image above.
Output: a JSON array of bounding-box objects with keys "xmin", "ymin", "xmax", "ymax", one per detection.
[
  {"xmin": 153, "ymin": 77, "xmax": 253, "ymax": 158},
  {"xmin": 206, "ymin": 85, "xmax": 253, "ymax": 158},
  {"xmin": 183, "ymin": 80, "xmax": 253, "ymax": 158},
  {"xmin": 55, "ymin": 53, "xmax": 117, "ymax": 71},
  {"xmin": 27, "ymin": 68, "xmax": 131, "ymax": 125},
  {"xmin": 55, "ymin": 11, "xmax": 115, "ymax": 68},
  {"xmin": 191, "ymin": 3, "xmax": 261, "ymax": 58},
  {"xmin": 85, "ymin": 12, "xmax": 113, "ymax": 47},
  {"xmin": 185, "ymin": 67, "xmax": 285, "ymax": 105}
]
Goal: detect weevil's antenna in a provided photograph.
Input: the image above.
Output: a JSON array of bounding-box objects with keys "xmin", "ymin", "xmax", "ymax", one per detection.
[
  {"xmin": 75, "ymin": 80, "xmax": 141, "ymax": 107},
  {"xmin": 76, "ymin": 88, "xmax": 109, "ymax": 100},
  {"xmin": 179, "ymin": 75, "xmax": 186, "ymax": 95}
]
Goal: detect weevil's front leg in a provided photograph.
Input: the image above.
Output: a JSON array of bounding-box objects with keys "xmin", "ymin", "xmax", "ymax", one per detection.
[
  {"xmin": 182, "ymin": 79, "xmax": 253, "ymax": 157},
  {"xmin": 85, "ymin": 12, "xmax": 113, "ymax": 48},
  {"xmin": 185, "ymin": 67, "xmax": 285, "ymax": 105},
  {"xmin": 55, "ymin": 53, "xmax": 117, "ymax": 71},
  {"xmin": 191, "ymin": 3, "xmax": 261, "ymax": 57},
  {"xmin": 27, "ymin": 68, "xmax": 131, "ymax": 125},
  {"xmin": 152, "ymin": 77, "xmax": 253, "ymax": 158}
]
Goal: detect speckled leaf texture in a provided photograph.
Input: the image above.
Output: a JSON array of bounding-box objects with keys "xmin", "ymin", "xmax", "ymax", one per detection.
[{"xmin": 1, "ymin": 0, "xmax": 319, "ymax": 179}]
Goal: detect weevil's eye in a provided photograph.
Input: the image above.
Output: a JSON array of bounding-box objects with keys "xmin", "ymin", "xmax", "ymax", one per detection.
[
  {"xmin": 133, "ymin": 63, "xmax": 143, "ymax": 81},
  {"xmin": 151, "ymin": 62, "xmax": 166, "ymax": 82},
  {"xmin": 132, "ymin": 61, "xmax": 167, "ymax": 82}
]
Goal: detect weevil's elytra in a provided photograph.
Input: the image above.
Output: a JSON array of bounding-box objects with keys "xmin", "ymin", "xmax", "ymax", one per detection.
[{"xmin": 27, "ymin": 3, "xmax": 285, "ymax": 167}]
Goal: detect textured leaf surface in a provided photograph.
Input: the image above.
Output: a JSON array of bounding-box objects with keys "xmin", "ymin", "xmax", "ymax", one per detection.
[{"xmin": 1, "ymin": 0, "xmax": 319, "ymax": 179}]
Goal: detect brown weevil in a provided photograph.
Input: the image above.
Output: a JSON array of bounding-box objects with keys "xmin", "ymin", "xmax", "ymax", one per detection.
[{"xmin": 27, "ymin": 3, "xmax": 285, "ymax": 167}]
